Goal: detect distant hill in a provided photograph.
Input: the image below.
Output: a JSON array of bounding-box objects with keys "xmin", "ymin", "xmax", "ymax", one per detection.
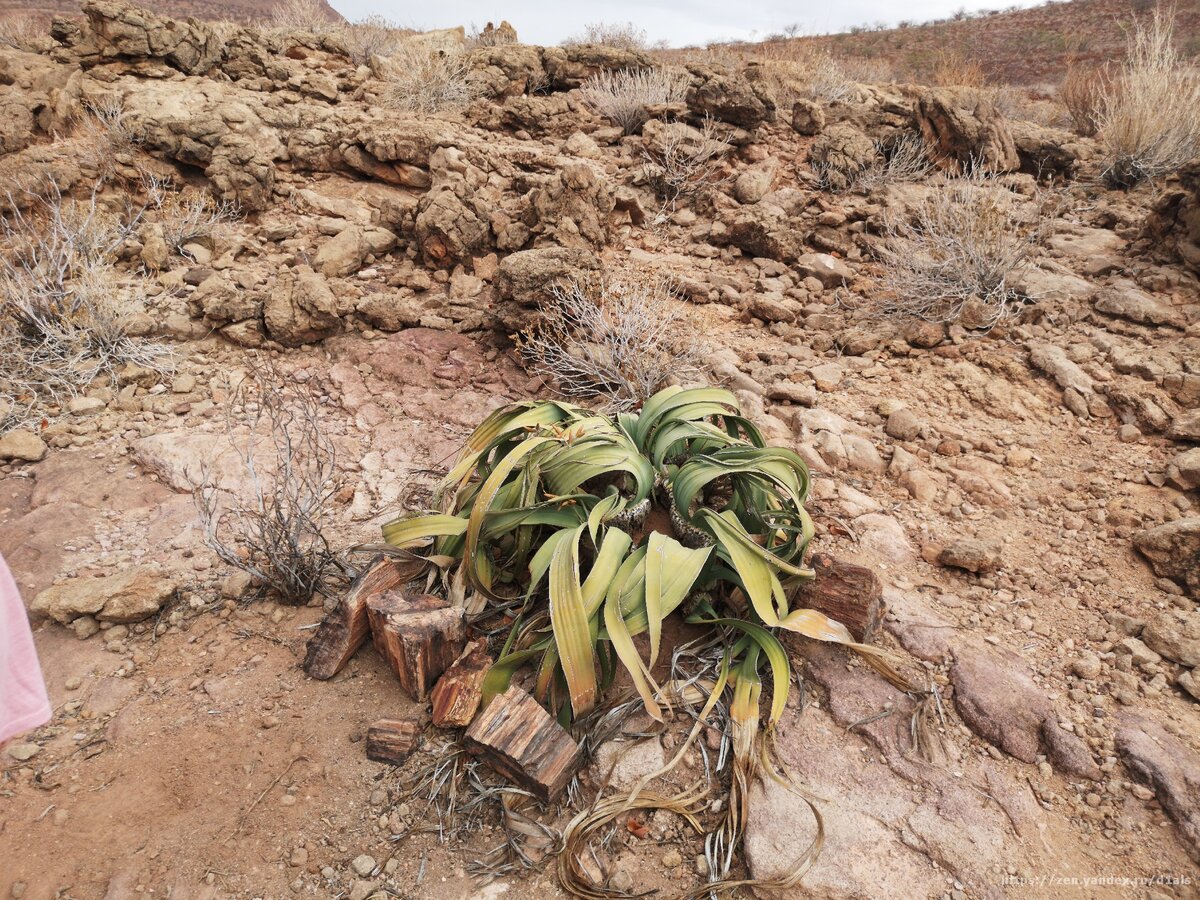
[
  {"xmin": 754, "ymin": 0, "xmax": 1200, "ymax": 85},
  {"xmin": 0, "ymin": 0, "xmax": 342, "ymax": 28}
]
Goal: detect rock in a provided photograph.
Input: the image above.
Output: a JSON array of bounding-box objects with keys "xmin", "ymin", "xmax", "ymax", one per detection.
[
  {"xmin": 140, "ymin": 222, "xmax": 169, "ymax": 270},
  {"xmin": 884, "ymin": 408, "xmax": 921, "ymax": 441},
  {"xmin": 264, "ymin": 267, "xmax": 342, "ymax": 347},
  {"xmin": 767, "ymin": 381, "xmax": 817, "ymax": 407},
  {"xmin": 1133, "ymin": 518, "xmax": 1200, "ymax": 596},
  {"xmin": 686, "ymin": 68, "xmax": 774, "ymax": 128},
  {"xmin": 191, "ymin": 273, "xmax": 259, "ymax": 324},
  {"xmin": 790, "ymin": 98, "xmax": 824, "ymax": 136},
  {"xmin": 68, "ymin": 0, "xmax": 228, "ymax": 74},
  {"xmin": 71, "ymin": 615, "xmax": 100, "ymax": 639},
  {"xmin": 542, "ymin": 44, "xmax": 653, "ymax": 89},
  {"xmin": 938, "ymin": 538, "xmax": 1003, "ymax": 574},
  {"xmin": 1070, "ymin": 653, "xmax": 1103, "ymax": 680},
  {"xmin": 1180, "ymin": 669, "xmax": 1200, "ymax": 701},
  {"xmin": 1094, "ymin": 281, "xmax": 1185, "ymax": 328},
  {"xmin": 314, "ymin": 225, "xmax": 397, "ymax": 278},
  {"xmin": 794, "ymin": 253, "xmax": 853, "ymax": 288},
  {"xmin": 951, "ymin": 645, "xmax": 1099, "ymax": 779},
  {"xmin": 350, "ymin": 855, "xmax": 376, "ymax": 877},
  {"xmin": 6, "ymin": 742, "xmax": 41, "ymax": 761},
  {"xmin": 591, "ymin": 739, "xmax": 666, "ymax": 791},
  {"xmin": 733, "ymin": 160, "xmax": 775, "ymax": 205},
  {"xmin": 809, "ymin": 362, "xmax": 844, "ymax": 391},
  {"xmin": 67, "ymin": 396, "xmax": 105, "ymax": 416},
  {"xmin": 1167, "ymin": 409, "xmax": 1200, "ymax": 442},
  {"xmin": 0, "ymin": 430, "xmax": 47, "ymax": 462},
  {"xmin": 494, "ymin": 246, "xmax": 600, "ymax": 331},
  {"xmin": 914, "ymin": 87, "xmax": 1019, "ymax": 173},
  {"xmin": 31, "ymin": 566, "xmax": 179, "ymax": 624},
  {"xmin": 808, "ymin": 124, "xmax": 877, "ymax": 189},
  {"xmin": 1008, "ymin": 119, "xmax": 1088, "ymax": 178},
  {"xmin": 1116, "ymin": 713, "xmax": 1200, "ymax": 860},
  {"xmin": 661, "ymin": 849, "xmax": 682, "ymax": 869},
  {"xmin": 1142, "ymin": 610, "xmax": 1200, "ymax": 668},
  {"xmin": 902, "ymin": 319, "xmax": 945, "ymax": 348},
  {"xmin": 854, "ymin": 513, "xmax": 917, "ymax": 567},
  {"xmin": 1167, "ymin": 447, "xmax": 1200, "ymax": 491}
]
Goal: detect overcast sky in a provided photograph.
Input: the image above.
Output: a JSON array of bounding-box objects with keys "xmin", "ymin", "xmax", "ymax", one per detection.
[{"xmin": 328, "ymin": 0, "xmax": 1047, "ymax": 47}]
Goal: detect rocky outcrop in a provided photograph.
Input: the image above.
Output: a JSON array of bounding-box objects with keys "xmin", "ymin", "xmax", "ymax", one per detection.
[
  {"xmin": 1009, "ymin": 119, "xmax": 1090, "ymax": 179},
  {"xmin": 1145, "ymin": 160, "xmax": 1200, "ymax": 275},
  {"xmin": 60, "ymin": 0, "xmax": 232, "ymax": 74},
  {"xmin": 494, "ymin": 246, "xmax": 599, "ymax": 331},
  {"xmin": 264, "ymin": 266, "xmax": 344, "ymax": 346},
  {"xmin": 1134, "ymin": 518, "xmax": 1200, "ymax": 596},
  {"xmin": 1117, "ymin": 714, "xmax": 1200, "ymax": 860},
  {"xmin": 685, "ymin": 66, "xmax": 774, "ymax": 129},
  {"xmin": 808, "ymin": 123, "xmax": 878, "ymax": 190},
  {"xmin": 540, "ymin": 44, "xmax": 652, "ymax": 89},
  {"xmin": 914, "ymin": 87, "xmax": 1019, "ymax": 173}
]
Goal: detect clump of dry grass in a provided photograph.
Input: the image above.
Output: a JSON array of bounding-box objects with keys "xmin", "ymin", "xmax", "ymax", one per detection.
[
  {"xmin": 143, "ymin": 175, "xmax": 241, "ymax": 253},
  {"xmin": 931, "ymin": 47, "xmax": 987, "ymax": 88},
  {"xmin": 1059, "ymin": 63, "xmax": 1110, "ymax": 136},
  {"xmin": 874, "ymin": 169, "xmax": 1050, "ymax": 328},
  {"xmin": 1097, "ymin": 8, "xmax": 1200, "ymax": 187},
  {"xmin": 857, "ymin": 132, "xmax": 934, "ymax": 190},
  {"xmin": 0, "ymin": 14, "xmax": 40, "ymax": 50},
  {"xmin": 340, "ymin": 14, "xmax": 413, "ymax": 65},
  {"xmin": 566, "ymin": 21, "xmax": 647, "ymax": 51},
  {"xmin": 516, "ymin": 274, "xmax": 709, "ymax": 412},
  {"xmin": 641, "ymin": 117, "xmax": 732, "ymax": 211},
  {"xmin": 0, "ymin": 183, "xmax": 169, "ymax": 428},
  {"xmin": 579, "ymin": 67, "xmax": 690, "ymax": 135},
  {"xmin": 269, "ymin": 0, "xmax": 339, "ymax": 33},
  {"xmin": 382, "ymin": 44, "xmax": 481, "ymax": 114}
]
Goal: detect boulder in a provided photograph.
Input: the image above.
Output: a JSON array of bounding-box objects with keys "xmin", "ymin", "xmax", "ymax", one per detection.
[
  {"xmin": 493, "ymin": 246, "xmax": 600, "ymax": 331},
  {"xmin": 541, "ymin": 44, "xmax": 653, "ymax": 89},
  {"xmin": 1008, "ymin": 120, "xmax": 1090, "ymax": 179},
  {"xmin": 263, "ymin": 267, "xmax": 342, "ymax": 346},
  {"xmin": 791, "ymin": 98, "xmax": 825, "ymax": 136},
  {"xmin": 1142, "ymin": 610, "xmax": 1200, "ymax": 668},
  {"xmin": 732, "ymin": 160, "xmax": 776, "ymax": 204},
  {"xmin": 686, "ymin": 68, "xmax": 774, "ymax": 129},
  {"xmin": 1116, "ymin": 713, "xmax": 1200, "ymax": 860},
  {"xmin": 795, "ymin": 253, "xmax": 853, "ymax": 288},
  {"xmin": 314, "ymin": 225, "xmax": 397, "ymax": 278},
  {"xmin": 938, "ymin": 538, "xmax": 1003, "ymax": 574},
  {"xmin": 1133, "ymin": 518, "xmax": 1200, "ymax": 596},
  {"xmin": 1094, "ymin": 280, "xmax": 1186, "ymax": 328},
  {"xmin": 808, "ymin": 124, "xmax": 878, "ymax": 190},
  {"xmin": 914, "ymin": 87, "xmax": 1019, "ymax": 173},
  {"xmin": 31, "ymin": 566, "xmax": 179, "ymax": 624},
  {"xmin": 1168, "ymin": 447, "xmax": 1200, "ymax": 491},
  {"xmin": 0, "ymin": 430, "xmax": 48, "ymax": 462},
  {"xmin": 1143, "ymin": 159, "xmax": 1200, "ymax": 274}
]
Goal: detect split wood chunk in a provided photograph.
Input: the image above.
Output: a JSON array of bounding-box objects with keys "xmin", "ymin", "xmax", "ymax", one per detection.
[
  {"xmin": 463, "ymin": 685, "xmax": 583, "ymax": 803},
  {"xmin": 365, "ymin": 717, "xmax": 422, "ymax": 765},
  {"xmin": 303, "ymin": 556, "xmax": 417, "ymax": 680},
  {"xmin": 367, "ymin": 591, "xmax": 466, "ymax": 701},
  {"xmin": 790, "ymin": 553, "xmax": 884, "ymax": 644},
  {"xmin": 431, "ymin": 639, "xmax": 493, "ymax": 728}
]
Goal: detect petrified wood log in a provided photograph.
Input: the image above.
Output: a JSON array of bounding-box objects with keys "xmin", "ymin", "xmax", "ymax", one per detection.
[
  {"xmin": 463, "ymin": 685, "xmax": 582, "ymax": 803},
  {"xmin": 790, "ymin": 553, "xmax": 883, "ymax": 644},
  {"xmin": 431, "ymin": 639, "xmax": 492, "ymax": 728},
  {"xmin": 367, "ymin": 591, "xmax": 466, "ymax": 701},
  {"xmin": 303, "ymin": 556, "xmax": 419, "ymax": 680},
  {"xmin": 365, "ymin": 717, "xmax": 422, "ymax": 765}
]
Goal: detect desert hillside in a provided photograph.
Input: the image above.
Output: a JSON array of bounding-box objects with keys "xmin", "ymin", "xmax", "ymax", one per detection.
[
  {"xmin": 0, "ymin": 1, "xmax": 1198, "ymax": 899},
  {"xmin": 756, "ymin": 0, "xmax": 1200, "ymax": 84},
  {"xmin": 0, "ymin": 0, "xmax": 341, "ymax": 26}
]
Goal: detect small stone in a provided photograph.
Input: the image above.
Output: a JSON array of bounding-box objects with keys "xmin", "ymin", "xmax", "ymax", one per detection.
[
  {"xmin": 279, "ymin": 794, "xmax": 297, "ymax": 806},
  {"xmin": 350, "ymin": 854, "xmax": 377, "ymax": 877},
  {"xmin": 661, "ymin": 849, "xmax": 683, "ymax": 868},
  {"xmin": 884, "ymin": 407, "xmax": 921, "ymax": 442},
  {"xmin": 809, "ymin": 362, "xmax": 844, "ymax": 392},
  {"xmin": 66, "ymin": 396, "xmax": 105, "ymax": 416},
  {"xmin": 938, "ymin": 539, "xmax": 1003, "ymax": 574},
  {"xmin": 71, "ymin": 616, "xmax": 100, "ymax": 640},
  {"xmin": 6, "ymin": 742, "xmax": 40, "ymax": 761},
  {"xmin": 290, "ymin": 847, "xmax": 309, "ymax": 867},
  {"xmin": 11, "ymin": 883, "xmax": 26, "ymax": 899},
  {"xmin": 1117, "ymin": 423, "xmax": 1141, "ymax": 443},
  {"xmin": 348, "ymin": 881, "xmax": 376, "ymax": 900},
  {"xmin": 52, "ymin": 808, "xmax": 69, "ymax": 826},
  {"xmin": 1069, "ymin": 654, "xmax": 1102, "ymax": 680},
  {"xmin": 65, "ymin": 676, "xmax": 82, "ymax": 691},
  {"xmin": 1177, "ymin": 669, "xmax": 1199, "ymax": 701},
  {"xmin": 171, "ymin": 374, "xmax": 197, "ymax": 394},
  {"xmin": 609, "ymin": 869, "xmax": 634, "ymax": 892},
  {"xmin": 0, "ymin": 429, "xmax": 48, "ymax": 462},
  {"xmin": 1130, "ymin": 783, "xmax": 1155, "ymax": 800}
]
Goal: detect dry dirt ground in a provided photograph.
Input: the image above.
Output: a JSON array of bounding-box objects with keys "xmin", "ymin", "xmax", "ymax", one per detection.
[{"xmin": 2, "ymin": 3, "xmax": 1200, "ymax": 899}]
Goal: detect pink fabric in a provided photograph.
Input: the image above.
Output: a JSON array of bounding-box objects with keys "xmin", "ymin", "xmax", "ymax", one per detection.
[{"xmin": 0, "ymin": 553, "xmax": 50, "ymax": 744}]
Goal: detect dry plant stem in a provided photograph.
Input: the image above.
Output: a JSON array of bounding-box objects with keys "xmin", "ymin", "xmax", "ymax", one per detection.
[
  {"xmin": 579, "ymin": 68, "xmax": 690, "ymax": 135},
  {"xmin": 641, "ymin": 117, "xmax": 731, "ymax": 212},
  {"xmin": 195, "ymin": 358, "xmax": 344, "ymax": 605},
  {"xmin": 516, "ymin": 275, "xmax": 709, "ymax": 412},
  {"xmin": 383, "ymin": 45, "xmax": 481, "ymax": 114}
]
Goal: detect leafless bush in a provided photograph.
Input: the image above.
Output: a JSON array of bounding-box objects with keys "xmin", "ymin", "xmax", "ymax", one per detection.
[
  {"xmin": 1060, "ymin": 64, "xmax": 1110, "ymax": 136},
  {"xmin": 516, "ymin": 275, "xmax": 709, "ymax": 412},
  {"xmin": 383, "ymin": 44, "xmax": 481, "ymax": 114},
  {"xmin": 195, "ymin": 359, "xmax": 346, "ymax": 606},
  {"xmin": 857, "ymin": 132, "xmax": 933, "ymax": 190},
  {"xmin": 270, "ymin": 0, "xmax": 339, "ymax": 33},
  {"xmin": 0, "ymin": 15, "xmax": 40, "ymax": 50},
  {"xmin": 579, "ymin": 67, "xmax": 690, "ymax": 135},
  {"xmin": 0, "ymin": 184, "xmax": 169, "ymax": 428},
  {"xmin": 1098, "ymin": 8, "xmax": 1200, "ymax": 187},
  {"xmin": 642, "ymin": 117, "xmax": 731, "ymax": 212},
  {"xmin": 75, "ymin": 97, "xmax": 144, "ymax": 183},
  {"xmin": 764, "ymin": 49, "xmax": 855, "ymax": 104},
  {"xmin": 566, "ymin": 22, "xmax": 647, "ymax": 51},
  {"xmin": 874, "ymin": 169, "xmax": 1050, "ymax": 329},
  {"xmin": 340, "ymin": 14, "xmax": 410, "ymax": 65},
  {"xmin": 931, "ymin": 48, "xmax": 986, "ymax": 88},
  {"xmin": 143, "ymin": 175, "xmax": 241, "ymax": 252}
]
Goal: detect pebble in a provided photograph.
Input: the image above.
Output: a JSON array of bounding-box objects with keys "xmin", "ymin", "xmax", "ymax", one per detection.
[
  {"xmin": 351, "ymin": 854, "xmax": 377, "ymax": 877},
  {"xmin": 65, "ymin": 676, "xmax": 82, "ymax": 690},
  {"xmin": 290, "ymin": 847, "xmax": 309, "ymax": 867},
  {"xmin": 6, "ymin": 743, "xmax": 41, "ymax": 762},
  {"xmin": 662, "ymin": 849, "xmax": 683, "ymax": 868}
]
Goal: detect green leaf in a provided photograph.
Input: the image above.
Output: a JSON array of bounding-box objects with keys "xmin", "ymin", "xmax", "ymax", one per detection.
[{"xmin": 549, "ymin": 526, "xmax": 597, "ymax": 717}]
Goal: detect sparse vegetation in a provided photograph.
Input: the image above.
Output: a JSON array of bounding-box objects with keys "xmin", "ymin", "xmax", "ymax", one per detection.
[
  {"xmin": 857, "ymin": 132, "xmax": 934, "ymax": 189},
  {"xmin": 931, "ymin": 47, "xmax": 987, "ymax": 86},
  {"xmin": 0, "ymin": 183, "xmax": 169, "ymax": 429},
  {"xmin": 339, "ymin": 14, "xmax": 412, "ymax": 65},
  {"xmin": 143, "ymin": 176, "xmax": 241, "ymax": 254},
  {"xmin": 75, "ymin": 97, "xmax": 145, "ymax": 184},
  {"xmin": 1097, "ymin": 8, "xmax": 1200, "ymax": 187},
  {"xmin": 0, "ymin": 14, "xmax": 40, "ymax": 50},
  {"xmin": 875, "ymin": 169, "xmax": 1049, "ymax": 328},
  {"xmin": 269, "ymin": 0, "xmax": 339, "ymax": 33},
  {"xmin": 579, "ymin": 67, "xmax": 690, "ymax": 135},
  {"xmin": 566, "ymin": 21, "xmax": 648, "ymax": 51},
  {"xmin": 641, "ymin": 117, "xmax": 731, "ymax": 211},
  {"xmin": 195, "ymin": 358, "xmax": 346, "ymax": 606},
  {"xmin": 1060, "ymin": 62, "xmax": 1110, "ymax": 136},
  {"xmin": 383, "ymin": 44, "xmax": 481, "ymax": 114},
  {"xmin": 516, "ymin": 275, "xmax": 708, "ymax": 412}
]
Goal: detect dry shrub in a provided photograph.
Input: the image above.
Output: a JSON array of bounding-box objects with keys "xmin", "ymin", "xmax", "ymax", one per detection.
[
  {"xmin": 769, "ymin": 48, "xmax": 855, "ymax": 104},
  {"xmin": 143, "ymin": 175, "xmax": 241, "ymax": 253},
  {"xmin": 468, "ymin": 21, "xmax": 518, "ymax": 48},
  {"xmin": 516, "ymin": 275, "xmax": 709, "ymax": 412},
  {"xmin": 857, "ymin": 132, "xmax": 934, "ymax": 190},
  {"xmin": 1059, "ymin": 63, "xmax": 1110, "ymax": 136},
  {"xmin": 641, "ymin": 117, "xmax": 731, "ymax": 211},
  {"xmin": 874, "ymin": 169, "xmax": 1050, "ymax": 328},
  {"xmin": 931, "ymin": 48, "xmax": 987, "ymax": 88},
  {"xmin": 579, "ymin": 68, "xmax": 690, "ymax": 135},
  {"xmin": 340, "ymin": 15, "xmax": 413, "ymax": 65},
  {"xmin": 1098, "ymin": 8, "xmax": 1200, "ymax": 187},
  {"xmin": 195, "ymin": 358, "xmax": 346, "ymax": 606},
  {"xmin": 0, "ymin": 15, "xmax": 40, "ymax": 50},
  {"xmin": 566, "ymin": 22, "xmax": 647, "ymax": 51},
  {"xmin": 839, "ymin": 56, "xmax": 896, "ymax": 84},
  {"xmin": 270, "ymin": 0, "xmax": 339, "ymax": 32},
  {"xmin": 0, "ymin": 184, "xmax": 169, "ymax": 428},
  {"xmin": 383, "ymin": 44, "xmax": 481, "ymax": 114}
]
